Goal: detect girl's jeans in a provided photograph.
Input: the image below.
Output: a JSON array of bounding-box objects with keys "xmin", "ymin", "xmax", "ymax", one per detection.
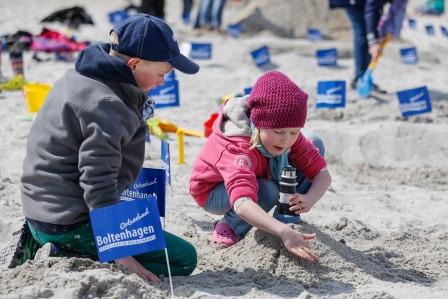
[{"xmin": 204, "ymin": 134, "xmax": 325, "ymax": 238}]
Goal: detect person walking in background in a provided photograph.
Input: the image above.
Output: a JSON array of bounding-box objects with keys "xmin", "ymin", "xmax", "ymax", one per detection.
[
  {"xmin": 194, "ymin": 0, "xmax": 227, "ymax": 32},
  {"xmin": 189, "ymin": 71, "xmax": 331, "ymax": 262},
  {"xmin": 141, "ymin": 0, "xmax": 165, "ymax": 19},
  {"xmin": 19, "ymin": 14, "xmax": 199, "ymax": 282}
]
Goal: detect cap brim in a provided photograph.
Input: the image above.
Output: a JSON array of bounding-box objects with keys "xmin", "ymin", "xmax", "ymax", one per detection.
[{"xmin": 168, "ymin": 54, "xmax": 199, "ymax": 74}]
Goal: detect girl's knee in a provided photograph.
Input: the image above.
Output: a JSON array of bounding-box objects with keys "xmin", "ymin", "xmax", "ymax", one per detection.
[
  {"xmin": 307, "ymin": 133, "xmax": 325, "ymax": 157},
  {"xmin": 257, "ymin": 178, "xmax": 279, "ymax": 210}
]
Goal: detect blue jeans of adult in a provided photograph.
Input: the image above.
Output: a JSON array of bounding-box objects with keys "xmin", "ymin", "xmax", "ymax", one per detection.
[
  {"xmin": 210, "ymin": 0, "xmax": 226, "ymax": 29},
  {"xmin": 204, "ymin": 134, "xmax": 325, "ymax": 238},
  {"xmin": 195, "ymin": 0, "xmax": 212, "ymax": 28},
  {"xmin": 345, "ymin": 6, "xmax": 371, "ymax": 81}
]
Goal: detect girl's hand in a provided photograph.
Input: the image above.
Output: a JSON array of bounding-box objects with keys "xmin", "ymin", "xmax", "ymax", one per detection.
[
  {"xmin": 115, "ymin": 256, "xmax": 161, "ymax": 283},
  {"xmin": 279, "ymin": 227, "xmax": 319, "ymax": 262},
  {"xmin": 288, "ymin": 193, "xmax": 316, "ymax": 214}
]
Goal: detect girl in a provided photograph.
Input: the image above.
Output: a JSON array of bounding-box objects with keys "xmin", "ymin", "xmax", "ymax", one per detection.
[{"xmin": 190, "ymin": 71, "xmax": 331, "ymax": 262}]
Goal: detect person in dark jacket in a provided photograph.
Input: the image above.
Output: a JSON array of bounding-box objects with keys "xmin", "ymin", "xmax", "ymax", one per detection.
[
  {"xmin": 20, "ymin": 14, "xmax": 199, "ymax": 282},
  {"xmin": 330, "ymin": 0, "xmax": 390, "ymax": 91}
]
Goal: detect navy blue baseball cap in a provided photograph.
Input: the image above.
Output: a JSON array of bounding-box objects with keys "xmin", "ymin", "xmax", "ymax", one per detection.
[{"xmin": 111, "ymin": 14, "xmax": 199, "ymax": 74}]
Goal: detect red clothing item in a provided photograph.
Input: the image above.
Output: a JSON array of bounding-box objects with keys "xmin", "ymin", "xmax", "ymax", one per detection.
[{"xmin": 189, "ymin": 110, "xmax": 327, "ymax": 209}]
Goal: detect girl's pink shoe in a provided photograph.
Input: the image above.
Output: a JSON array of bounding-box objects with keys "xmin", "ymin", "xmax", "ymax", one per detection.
[{"xmin": 212, "ymin": 222, "xmax": 239, "ymax": 247}]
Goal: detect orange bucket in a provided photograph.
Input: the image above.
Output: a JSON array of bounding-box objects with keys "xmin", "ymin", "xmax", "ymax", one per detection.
[{"xmin": 23, "ymin": 83, "xmax": 52, "ymax": 113}]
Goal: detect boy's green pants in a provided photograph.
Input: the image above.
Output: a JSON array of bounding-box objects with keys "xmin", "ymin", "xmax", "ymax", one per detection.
[{"xmin": 27, "ymin": 221, "xmax": 197, "ymax": 276}]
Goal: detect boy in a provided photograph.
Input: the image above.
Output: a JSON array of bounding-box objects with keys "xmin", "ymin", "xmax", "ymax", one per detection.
[{"xmin": 19, "ymin": 14, "xmax": 199, "ymax": 282}]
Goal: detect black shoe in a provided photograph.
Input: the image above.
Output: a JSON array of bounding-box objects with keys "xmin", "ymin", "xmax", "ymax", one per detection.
[
  {"xmin": 372, "ymin": 83, "xmax": 387, "ymax": 94},
  {"xmin": 350, "ymin": 79, "xmax": 357, "ymax": 90}
]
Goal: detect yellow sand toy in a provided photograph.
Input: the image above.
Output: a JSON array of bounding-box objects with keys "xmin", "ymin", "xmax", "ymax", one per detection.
[
  {"xmin": 23, "ymin": 82, "xmax": 52, "ymax": 113},
  {"xmin": 146, "ymin": 117, "xmax": 203, "ymax": 165},
  {"xmin": 0, "ymin": 75, "xmax": 27, "ymax": 91},
  {"xmin": 147, "ymin": 117, "xmax": 203, "ymax": 140}
]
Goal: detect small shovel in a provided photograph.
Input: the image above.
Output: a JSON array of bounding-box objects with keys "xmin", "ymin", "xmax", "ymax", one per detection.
[{"xmin": 357, "ymin": 35, "xmax": 391, "ymax": 97}]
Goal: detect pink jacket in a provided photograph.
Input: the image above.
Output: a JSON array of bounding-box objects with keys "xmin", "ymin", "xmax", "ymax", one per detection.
[{"xmin": 189, "ymin": 108, "xmax": 327, "ymax": 209}]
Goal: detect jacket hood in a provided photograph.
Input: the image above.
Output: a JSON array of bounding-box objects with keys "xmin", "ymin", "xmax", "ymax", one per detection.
[
  {"xmin": 75, "ymin": 43, "xmax": 138, "ymax": 86},
  {"xmin": 221, "ymin": 95, "xmax": 252, "ymax": 137}
]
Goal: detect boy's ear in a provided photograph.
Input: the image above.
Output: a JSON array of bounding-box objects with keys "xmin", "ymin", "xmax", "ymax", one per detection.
[{"xmin": 127, "ymin": 58, "xmax": 140, "ymax": 70}]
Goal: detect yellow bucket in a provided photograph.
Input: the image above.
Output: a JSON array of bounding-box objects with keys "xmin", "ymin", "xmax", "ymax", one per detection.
[{"xmin": 23, "ymin": 83, "xmax": 52, "ymax": 113}]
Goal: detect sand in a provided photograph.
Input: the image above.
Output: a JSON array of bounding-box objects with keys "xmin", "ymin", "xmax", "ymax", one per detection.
[{"xmin": 1, "ymin": 0, "xmax": 447, "ymax": 298}]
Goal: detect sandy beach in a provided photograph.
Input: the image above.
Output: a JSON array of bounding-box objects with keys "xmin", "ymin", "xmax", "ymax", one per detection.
[{"xmin": 1, "ymin": 0, "xmax": 447, "ymax": 298}]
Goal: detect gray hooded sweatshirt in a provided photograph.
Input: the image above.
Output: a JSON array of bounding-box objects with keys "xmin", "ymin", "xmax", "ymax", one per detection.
[{"xmin": 21, "ymin": 44, "xmax": 147, "ymax": 225}]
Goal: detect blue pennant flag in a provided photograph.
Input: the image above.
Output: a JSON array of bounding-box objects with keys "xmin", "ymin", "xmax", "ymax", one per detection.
[
  {"xmin": 251, "ymin": 46, "xmax": 271, "ymax": 67},
  {"xmin": 400, "ymin": 47, "xmax": 418, "ymax": 64},
  {"xmin": 407, "ymin": 18, "xmax": 416, "ymax": 29},
  {"xmin": 243, "ymin": 87, "xmax": 253, "ymax": 95},
  {"xmin": 396, "ymin": 86, "xmax": 432, "ymax": 117},
  {"xmin": 316, "ymin": 48, "xmax": 338, "ymax": 66},
  {"xmin": 165, "ymin": 70, "xmax": 176, "ymax": 81},
  {"xmin": 227, "ymin": 23, "xmax": 242, "ymax": 38},
  {"xmin": 425, "ymin": 25, "xmax": 435, "ymax": 36},
  {"xmin": 441, "ymin": 26, "xmax": 448, "ymax": 38},
  {"xmin": 190, "ymin": 43, "xmax": 212, "ymax": 60},
  {"xmin": 148, "ymin": 80, "xmax": 180, "ymax": 108},
  {"xmin": 108, "ymin": 10, "xmax": 129, "ymax": 26},
  {"xmin": 307, "ymin": 28, "xmax": 322, "ymax": 42},
  {"xmin": 161, "ymin": 140, "xmax": 171, "ymax": 186},
  {"xmin": 121, "ymin": 167, "xmax": 166, "ymax": 217},
  {"xmin": 316, "ymin": 81, "xmax": 346, "ymax": 109},
  {"xmin": 90, "ymin": 197, "xmax": 166, "ymax": 262}
]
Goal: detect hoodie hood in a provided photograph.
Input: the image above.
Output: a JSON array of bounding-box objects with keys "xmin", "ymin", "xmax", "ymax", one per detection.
[
  {"xmin": 75, "ymin": 43, "xmax": 138, "ymax": 86},
  {"xmin": 221, "ymin": 95, "xmax": 253, "ymax": 137}
]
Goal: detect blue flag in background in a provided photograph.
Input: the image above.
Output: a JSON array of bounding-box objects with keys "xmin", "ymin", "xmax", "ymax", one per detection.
[
  {"xmin": 190, "ymin": 43, "xmax": 212, "ymax": 60},
  {"xmin": 161, "ymin": 140, "xmax": 171, "ymax": 186},
  {"xmin": 316, "ymin": 81, "xmax": 346, "ymax": 109},
  {"xmin": 90, "ymin": 198, "xmax": 165, "ymax": 262},
  {"xmin": 251, "ymin": 46, "xmax": 270, "ymax": 67},
  {"xmin": 396, "ymin": 86, "xmax": 432, "ymax": 117},
  {"xmin": 122, "ymin": 167, "xmax": 166, "ymax": 217},
  {"xmin": 400, "ymin": 47, "xmax": 418, "ymax": 64},
  {"xmin": 227, "ymin": 23, "xmax": 242, "ymax": 38},
  {"xmin": 425, "ymin": 25, "xmax": 435, "ymax": 36},
  {"xmin": 407, "ymin": 18, "xmax": 416, "ymax": 29},
  {"xmin": 307, "ymin": 28, "xmax": 322, "ymax": 41},
  {"xmin": 148, "ymin": 80, "xmax": 180, "ymax": 108},
  {"xmin": 316, "ymin": 48, "xmax": 338, "ymax": 66},
  {"xmin": 108, "ymin": 10, "xmax": 129, "ymax": 26}
]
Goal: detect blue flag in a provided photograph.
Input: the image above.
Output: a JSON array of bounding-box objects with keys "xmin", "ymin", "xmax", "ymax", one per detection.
[
  {"xmin": 307, "ymin": 28, "xmax": 322, "ymax": 42},
  {"xmin": 108, "ymin": 10, "xmax": 129, "ymax": 26},
  {"xmin": 227, "ymin": 24, "xmax": 242, "ymax": 38},
  {"xmin": 251, "ymin": 46, "xmax": 270, "ymax": 67},
  {"xmin": 148, "ymin": 80, "xmax": 180, "ymax": 108},
  {"xmin": 90, "ymin": 198, "xmax": 166, "ymax": 262},
  {"xmin": 441, "ymin": 26, "xmax": 448, "ymax": 38},
  {"xmin": 121, "ymin": 167, "xmax": 166, "ymax": 217},
  {"xmin": 316, "ymin": 48, "xmax": 338, "ymax": 66},
  {"xmin": 425, "ymin": 25, "xmax": 435, "ymax": 36},
  {"xmin": 244, "ymin": 87, "xmax": 253, "ymax": 95},
  {"xmin": 165, "ymin": 70, "xmax": 176, "ymax": 81},
  {"xmin": 316, "ymin": 81, "xmax": 346, "ymax": 109},
  {"xmin": 396, "ymin": 86, "xmax": 432, "ymax": 117},
  {"xmin": 190, "ymin": 43, "xmax": 212, "ymax": 60},
  {"xmin": 400, "ymin": 47, "xmax": 418, "ymax": 64},
  {"xmin": 161, "ymin": 140, "xmax": 171, "ymax": 186},
  {"xmin": 407, "ymin": 18, "xmax": 416, "ymax": 29}
]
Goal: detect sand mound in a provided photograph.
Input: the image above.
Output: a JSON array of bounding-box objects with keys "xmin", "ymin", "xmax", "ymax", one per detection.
[
  {"xmin": 0, "ymin": 258, "xmax": 168, "ymax": 298},
  {"xmin": 230, "ymin": 0, "xmax": 350, "ymax": 38}
]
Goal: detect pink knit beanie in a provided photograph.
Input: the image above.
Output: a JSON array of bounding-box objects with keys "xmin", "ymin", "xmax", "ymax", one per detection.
[{"xmin": 248, "ymin": 71, "xmax": 308, "ymax": 128}]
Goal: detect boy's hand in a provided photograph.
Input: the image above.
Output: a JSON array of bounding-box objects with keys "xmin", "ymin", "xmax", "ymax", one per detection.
[
  {"xmin": 115, "ymin": 256, "xmax": 161, "ymax": 283},
  {"xmin": 279, "ymin": 227, "xmax": 319, "ymax": 262},
  {"xmin": 288, "ymin": 193, "xmax": 316, "ymax": 214}
]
